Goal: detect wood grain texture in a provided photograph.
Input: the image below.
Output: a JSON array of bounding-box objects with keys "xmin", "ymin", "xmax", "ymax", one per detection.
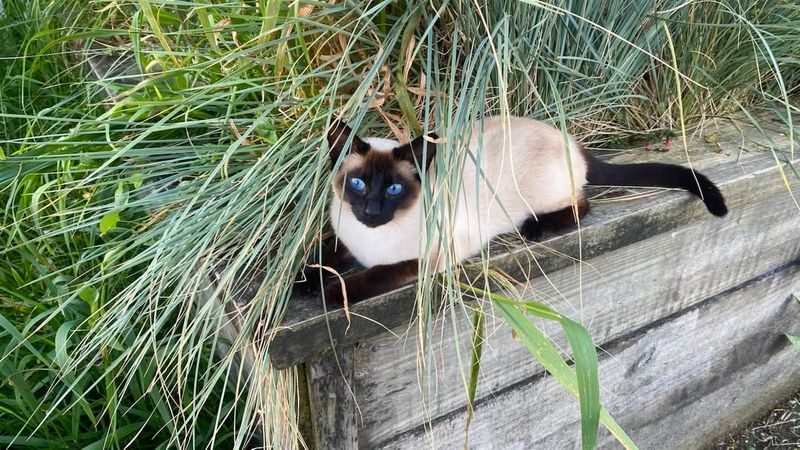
[
  {"xmin": 81, "ymin": 45, "xmax": 141, "ymax": 102},
  {"xmin": 351, "ymin": 157, "xmax": 800, "ymax": 447},
  {"xmin": 306, "ymin": 349, "xmax": 359, "ymax": 450},
  {"xmin": 269, "ymin": 116, "xmax": 800, "ymax": 369},
  {"xmin": 377, "ymin": 264, "xmax": 800, "ymax": 449}
]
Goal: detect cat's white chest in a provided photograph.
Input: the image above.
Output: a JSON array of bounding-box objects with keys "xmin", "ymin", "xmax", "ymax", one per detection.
[{"xmin": 329, "ymin": 198, "xmax": 421, "ymax": 267}]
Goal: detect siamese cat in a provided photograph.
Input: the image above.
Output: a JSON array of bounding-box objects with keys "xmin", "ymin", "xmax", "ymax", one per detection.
[{"xmin": 302, "ymin": 116, "xmax": 727, "ymax": 307}]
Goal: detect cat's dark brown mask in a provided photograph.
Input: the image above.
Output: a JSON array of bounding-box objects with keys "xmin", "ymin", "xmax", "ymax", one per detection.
[{"xmin": 327, "ymin": 121, "xmax": 437, "ymax": 228}]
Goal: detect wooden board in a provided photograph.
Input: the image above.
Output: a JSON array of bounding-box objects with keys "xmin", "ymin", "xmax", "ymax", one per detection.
[
  {"xmin": 351, "ymin": 163, "xmax": 800, "ymax": 447},
  {"xmin": 269, "ymin": 116, "xmax": 800, "ymax": 369},
  {"xmin": 81, "ymin": 44, "xmax": 142, "ymax": 102},
  {"xmin": 305, "ymin": 349, "xmax": 359, "ymax": 450},
  {"xmin": 374, "ymin": 263, "xmax": 800, "ymax": 449}
]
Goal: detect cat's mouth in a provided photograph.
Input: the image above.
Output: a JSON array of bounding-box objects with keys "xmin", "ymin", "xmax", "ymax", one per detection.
[{"xmin": 355, "ymin": 213, "xmax": 392, "ymax": 228}]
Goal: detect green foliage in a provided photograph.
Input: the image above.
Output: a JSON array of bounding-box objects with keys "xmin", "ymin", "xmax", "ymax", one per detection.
[
  {"xmin": 0, "ymin": 0, "xmax": 797, "ymax": 448},
  {"xmin": 788, "ymin": 334, "xmax": 800, "ymax": 353},
  {"xmin": 460, "ymin": 283, "xmax": 610, "ymax": 450}
]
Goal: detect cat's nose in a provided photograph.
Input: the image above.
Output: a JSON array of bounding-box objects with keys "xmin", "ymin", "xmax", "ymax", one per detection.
[{"xmin": 365, "ymin": 200, "xmax": 381, "ymax": 216}]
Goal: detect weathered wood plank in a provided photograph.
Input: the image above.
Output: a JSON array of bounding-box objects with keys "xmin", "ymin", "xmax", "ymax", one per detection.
[
  {"xmin": 269, "ymin": 116, "xmax": 799, "ymax": 369},
  {"xmin": 305, "ymin": 348, "xmax": 359, "ymax": 450},
  {"xmin": 376, "ymin": 263, "xmax": 800, "ymax": 449},
  {"xmin": 196, "ymin": 269, "xmax": 262, "ymax": 382},
  {"xmin": 351, "ymin": 154, "xmax": 800, "ymax": 447},
  {"xmin": 80, "ymin": 43, "xmax": 142, "ymax": 103}
]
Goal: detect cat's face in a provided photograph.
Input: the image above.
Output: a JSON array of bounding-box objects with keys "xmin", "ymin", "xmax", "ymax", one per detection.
[{"xmin": 327, "ymin": 121, "xmax": 436, "ymax": 228}]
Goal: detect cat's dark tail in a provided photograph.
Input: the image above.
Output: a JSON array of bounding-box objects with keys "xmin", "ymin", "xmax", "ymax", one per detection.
[{"xmin": 585, "ymin": 153, "xmax": 728, "ymax": 217}]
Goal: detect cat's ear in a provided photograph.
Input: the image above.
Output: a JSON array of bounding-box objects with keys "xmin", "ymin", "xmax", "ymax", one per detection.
[
  {"xmin": 393, "ymin": 132, "xmax": 438, "ymax": 169},
  {"xmin": 327, "ymin": 120, "xmax": 369, "ymax": 163}
]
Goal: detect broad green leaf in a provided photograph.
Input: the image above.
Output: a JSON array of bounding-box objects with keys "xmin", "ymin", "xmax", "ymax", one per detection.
[
  {"xmin": 99, "ymin": 210, "xmax": 120, "ymax": 234},
  {"xmin": 29, "ymin": 178, "xmax": 57, "ymax": 231},
  {"xmin": 78, "ymin": 286, "xmax": 98, "ymax": 303},
  {"xmin": 561, "ymin": 318, "xmax": 600, "ymax": 450},
  {"xmin": 465, "ymin": 308, "xmax": 485, "ymax": 436},
  {"xmin": 0, "ymin": 436, "xmax": 65, "ymax": 446},
  {"xmin": 787, "ymin": 334, "xmax": 800, "ymax": 352},
  {"xmin": 494, "ymin": 299, "xmax": 637, "ymax": 449},
  {"xmin": 464, "ymin": 283, "xmax": 635, "ymax": 450},
  {"xmin": 54, "ymin": 320, "xmax": 77, "ymax": 368},
  {"xmin": 114, "ymin": 182, "xmax": 129, "ymax": 207},
  {"xmin": 130, "ymin": 172, "xmax": 145, "ymax": 189}
]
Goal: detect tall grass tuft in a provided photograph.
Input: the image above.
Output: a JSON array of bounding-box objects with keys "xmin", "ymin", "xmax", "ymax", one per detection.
[{"xmin": 1, "ymin": 0, "xmax": 797, "ymax": 448}]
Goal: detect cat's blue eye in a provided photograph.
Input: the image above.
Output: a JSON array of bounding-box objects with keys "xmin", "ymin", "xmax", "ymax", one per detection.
[
  {"xmin": 386, "ymin": 183, "xmax": 403, "ymax": 196},
  {"xmin": 348, "ymin": 177, "xmax": 366, "ymax": 192}
]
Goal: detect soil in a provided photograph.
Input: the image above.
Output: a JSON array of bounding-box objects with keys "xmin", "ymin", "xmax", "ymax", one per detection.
[{"xmin": 712, "ymin": 392, "xmax": 800, "ymax": 449}]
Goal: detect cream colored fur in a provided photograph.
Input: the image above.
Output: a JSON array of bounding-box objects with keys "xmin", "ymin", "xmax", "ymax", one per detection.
[{"xmin": 330, "ymin": 116, "xmax": 587, "ymax": 269}]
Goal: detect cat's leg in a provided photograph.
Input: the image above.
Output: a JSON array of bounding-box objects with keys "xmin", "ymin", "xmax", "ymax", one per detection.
[
  {"xmin": 322, "ymin": 259, "xmax": 418, "ymax": 308},
  {"xmin": 521, "ymin": 197, "xmax": 589, "ymax": 241},
  {"xmin": 295, "ymin": 235, "xmax": 356, "ymax": 296},
  {"xmin": 520, "ymin": 215, "xmax": 546, "ymax": 241}
]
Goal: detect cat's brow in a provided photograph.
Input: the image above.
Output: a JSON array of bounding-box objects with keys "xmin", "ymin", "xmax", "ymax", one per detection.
[{"xmin": 364, "ymin": 150, "xmax": 395, "ymax": 172}]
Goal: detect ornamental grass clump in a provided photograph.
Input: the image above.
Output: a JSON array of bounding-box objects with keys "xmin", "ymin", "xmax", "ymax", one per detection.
[{"xmin": 0, "ymin": 1, "xmax": 797, "ymax": 448}]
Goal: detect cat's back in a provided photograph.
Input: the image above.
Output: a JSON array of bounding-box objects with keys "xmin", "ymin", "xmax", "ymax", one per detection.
[
  {"xmin": 450, "ymin": 114, "xmax": 587, "ymax": 257},
  {"xmin": 461, "ymin": 115, "xmax": 585, "ymax": 186},
  {"xmin": 469, "ymin": 115, "xmax": 573, "ymax": 160}
]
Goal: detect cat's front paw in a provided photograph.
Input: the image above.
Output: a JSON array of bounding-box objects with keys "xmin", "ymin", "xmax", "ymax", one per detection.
[
  {"xmin": 322, "ymin": 282, "xmax": 346, "ymax": 310},
  {"xmin": 294, "ymin": 266, "xmax": 326, "ymax": 297},
  {"xmin": 295, "ymin": 278, "xmax": 319, "ymax": 297}
]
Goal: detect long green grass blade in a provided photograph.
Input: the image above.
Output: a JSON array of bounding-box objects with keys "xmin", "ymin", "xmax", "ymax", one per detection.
[
  {"xmin": 461, "ymin": 282, "xmax": 621, "ymax": 450},
  {"xmin": 494, "ymin": 297, "xmax": 633, "ymax": 449},
  {"xmin": 465, "ymin": 306, "xmax": 485, "ymax": 439}
]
